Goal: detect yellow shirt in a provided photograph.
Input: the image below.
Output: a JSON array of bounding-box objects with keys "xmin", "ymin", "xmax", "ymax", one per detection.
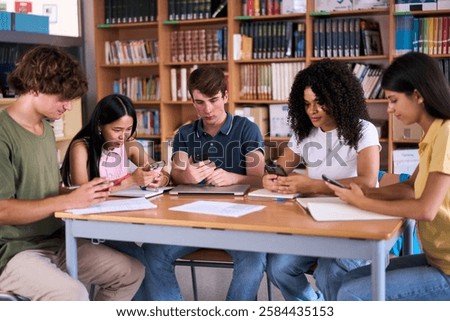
[{"xmin": 416, "ymin": 119, "xmax": 450, "ymax": 274}]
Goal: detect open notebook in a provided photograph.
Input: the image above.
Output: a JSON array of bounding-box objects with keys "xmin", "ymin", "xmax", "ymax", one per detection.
[{"xmin": 296, "ymin": 197, "xmax": 399, "ymax": 221}]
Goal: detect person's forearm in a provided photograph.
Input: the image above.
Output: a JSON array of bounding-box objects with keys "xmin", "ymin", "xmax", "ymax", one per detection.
[
  {"xmin": 365, "ymin": 182, "xmax": 415, "ymax": 200},
  {"xmin": 233, "ymin": 174, "xmax": 263, "ymax": 188},
  {"xmin": 0, "ymin": 195, "xmax": 71, "ymax": 225}
]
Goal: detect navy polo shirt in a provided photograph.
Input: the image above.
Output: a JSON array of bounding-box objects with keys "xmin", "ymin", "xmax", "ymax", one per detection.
[{"xmin": 173, "ymin": 113, "xmax": 264, "ymax": 175}]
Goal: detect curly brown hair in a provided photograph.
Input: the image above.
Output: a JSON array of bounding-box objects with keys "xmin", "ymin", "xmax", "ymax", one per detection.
[
  {"xmin": 288, "ymin": 59, "xmax": 369, "ymax": 149},
  {"xmin": 8, "ymin": 45, "xmax": 88, "ymax": 101}
]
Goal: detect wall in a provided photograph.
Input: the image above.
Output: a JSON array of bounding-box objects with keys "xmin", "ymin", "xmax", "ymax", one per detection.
[{"xmin": 0, "ymin": 0, "xmax": 80, "ymax": 36}]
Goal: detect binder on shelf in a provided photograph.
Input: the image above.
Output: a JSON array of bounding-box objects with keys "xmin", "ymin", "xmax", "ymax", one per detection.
[
  {"xmin": 394, "ymin": 0, "xmax": 437, "ymax": 11},
  {"xmin": 360, "ymin": 19, "xmax": 383, "ymax": 55},
  {"xmin": 353, "ymin": 0, "xmax": 389, "ymax": 10},
  {"xmin": 314, "ymin": 0, "xmax": 352, "ymax": 11}
]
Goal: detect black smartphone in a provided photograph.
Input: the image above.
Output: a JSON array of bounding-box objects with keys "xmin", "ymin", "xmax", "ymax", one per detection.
[
  {"xmin": 322, "ymin": 174, "xmax": 349, "ymax": 189},
  {"xmin": 265, "ymin": 163, "xmax": 288, "ymax": 176}
]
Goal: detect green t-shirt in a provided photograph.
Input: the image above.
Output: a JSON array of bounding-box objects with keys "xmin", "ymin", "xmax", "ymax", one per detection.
[{"xmin": 0, "ymin": 110, "xmax": 63, "ymax": 271}]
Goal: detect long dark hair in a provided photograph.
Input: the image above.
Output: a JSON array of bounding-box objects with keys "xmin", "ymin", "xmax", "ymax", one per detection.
[
  {"xmin": 61, "ymin": 94, "xmax": 137, "ymax": 186},
  {"xmin": 382, "ymin": 51, "xmax": 450, "ymax": 119}
]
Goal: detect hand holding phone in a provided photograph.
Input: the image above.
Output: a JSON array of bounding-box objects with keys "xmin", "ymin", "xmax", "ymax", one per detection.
[
  {"xmin": 143, "ymin": 160, "xmax": 165, "ymax": 173},
  {"xmin": 140, "ymin": 161, "xmax": 166, "ymax": 190},
  {"xmin": 265, "ymin": 163, "xmax": 288, "ymax": 176},
  {"xmin": 322, "ymin": 174, "xmax": 349, "ymax": 189}
]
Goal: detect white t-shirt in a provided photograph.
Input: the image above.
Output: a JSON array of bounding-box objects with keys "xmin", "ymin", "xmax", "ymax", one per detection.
[{"xmin": 288, "ymin": 120, "xmax": 380, "ymax": 180}]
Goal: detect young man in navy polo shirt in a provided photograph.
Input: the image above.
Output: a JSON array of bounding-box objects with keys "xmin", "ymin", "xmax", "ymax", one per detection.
[{"xmin": 142, "ymin": 66, "xmax": 267, "ymax": 300}]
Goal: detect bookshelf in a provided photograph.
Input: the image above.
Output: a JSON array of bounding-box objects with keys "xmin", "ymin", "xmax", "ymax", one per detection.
[
  {"xmin": 91, "ymin": 0, "xmax": 450, "ymax": 173},
  {"xmin": 0, "ymin": 30, "xmax": 84, "ymax": 165}
]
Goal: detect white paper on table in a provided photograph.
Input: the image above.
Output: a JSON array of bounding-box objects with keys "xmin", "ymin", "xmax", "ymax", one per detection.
[
  {"xmin": 67, "ymin": 197, "xmax": 156, "ymax": 215},
  {"xmin": 296, "ymin": 197, "xmax": 399, "ymax": 221},
  {"xmin": 169, "ymin": 200, "xmax": 265, "ymax": 217}
]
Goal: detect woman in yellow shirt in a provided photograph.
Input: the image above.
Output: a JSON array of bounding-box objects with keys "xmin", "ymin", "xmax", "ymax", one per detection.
[{"xmin": 328, "ymin": 51, "xmax": 450, "ymax": 300}]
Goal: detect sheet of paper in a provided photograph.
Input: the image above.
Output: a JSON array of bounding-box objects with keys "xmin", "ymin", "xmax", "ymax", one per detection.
[
  {"xmin": 66, "ymin": 197, "xmax": 156, "ymax": 215},
  {"xmin": 169, "ymin": 201, "xmax": 265, "ymax": 217},
  {"xmin": 296, "ymin": 197, "xmax": 399, "ymax": 221},
  {"xmin": 111, "ymin": 186, "xmax": 172, "ymax": 198},
  {"xmin": 248, "ymin": 188, "xmax": 299, "ymax": 199}
]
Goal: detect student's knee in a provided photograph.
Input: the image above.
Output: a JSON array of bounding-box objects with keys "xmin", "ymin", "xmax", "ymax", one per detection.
[{"xmin": 64, "ymin": 280, "xmax": 90, "ymax": 301}]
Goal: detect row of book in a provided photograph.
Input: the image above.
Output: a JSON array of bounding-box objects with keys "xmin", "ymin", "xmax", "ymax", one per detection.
[
  {"xmin": 313, "ymin": 18, "xmax": 383, "ymax": 58},
  {"xmin": 168, "ymin": 0, "xmax": 227, "ymax": 20},
  {"xmin": 351, "ymin": 63, "xmax": 384, "ymax": 100},
  {"xmin": 239, "ymin": 21, "xmax": 306, "ymax": 60},
  {"xmin": 105, "ymin": 39, "xmax": 159, "ymax": 65},
  {"xmin": 170, "ymin": 66, "xmax": 198, "ymax": 102},
  {"xmin": 113, "ymin": 76, "xmax": 161, "ymax": 102},
  {"xmin": 396, "ymin": 15, "xmax": 450, "ymax": 55},
  {"xmin": 239, "ymin": 62, "xmax": 305, "ymax": 101},
  {"xmin": 135, "ymin": 109, "xmax": 161, "ymax": 136},
  {"xmin": 170, "ymin": 28, "xmax": 228, "ymax": 63},
  {"xmin": 104, "ymin": 0, "xmax": 157, "ymax": 24}
]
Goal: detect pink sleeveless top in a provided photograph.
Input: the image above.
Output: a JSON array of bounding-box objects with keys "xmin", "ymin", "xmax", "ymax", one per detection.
[{"xmin": 98, "ymin": 145, "xmax": 128, "ymax": 181}]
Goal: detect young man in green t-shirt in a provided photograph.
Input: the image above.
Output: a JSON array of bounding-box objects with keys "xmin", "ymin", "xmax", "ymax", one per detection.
[{"xmin": 0, "ymin": 45, "xmax": 144, "ymax": 300}]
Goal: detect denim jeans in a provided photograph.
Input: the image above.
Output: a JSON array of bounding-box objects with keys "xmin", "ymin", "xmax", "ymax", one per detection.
[
  {"xmin": 267, "ymin": 254, "xmax": 368, "ymax": 301},
  {"xmin": 117, "ymin": 243, "xmax": 265, "ymax": 301},
  {"xmin": 337, "ymin": 254, "xmax": 450, "ymax": 300},
  {"xmin": 105, "ymin": 240, "xmax": 150, "ymax": 301}
]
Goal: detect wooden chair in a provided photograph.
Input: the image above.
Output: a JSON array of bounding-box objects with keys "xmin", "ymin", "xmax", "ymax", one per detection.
[{"xmin": 175, "ymin": 249, "xmax": 272, "ymax": 301}]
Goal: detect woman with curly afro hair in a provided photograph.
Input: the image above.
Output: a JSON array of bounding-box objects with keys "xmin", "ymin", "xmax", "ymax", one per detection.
[{"xmin": 263, "ymin": 59, "xmax": 381, "ymax": 301}]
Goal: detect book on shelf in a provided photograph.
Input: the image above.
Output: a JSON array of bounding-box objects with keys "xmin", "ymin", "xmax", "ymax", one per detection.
[
  {"xmin": 281, "ymin": 0, "xmax": 307, "ymax": 14},
  {"xmin": 394, "ymin": 0, "xmax": 437, "ymax": 12},
  {"xmin": 353, "ymin": 0, "xmax": 389, "ymax": 10},
  {"xmin": 211, "ymin": 0, "xmax": 227, "ymax": 18},
  {"xmin": 360, "ymin": 19, "xmax": 383, "ymax": 56},
  {"xmin": 314, "ymin": 0, "xmax": 352, "ymax": 12}
]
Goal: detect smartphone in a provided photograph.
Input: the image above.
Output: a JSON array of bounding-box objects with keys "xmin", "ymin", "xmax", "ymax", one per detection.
[
  {"xmin": 322, "ymin": 174, "xmax": 349, "ymax": 189},
  {"xmin": 147, "ymin": 160, "xmax": 165, "ymax": 173},
  {"xmin": 265, "ymin": 163, "xmax": 288, "ymax": 176}
]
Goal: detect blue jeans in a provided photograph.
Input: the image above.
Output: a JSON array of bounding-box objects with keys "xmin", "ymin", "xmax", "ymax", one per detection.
[
  {"xmin": 105, "ymin": 240, "xmax": 150, "ymax": 301},
  {"xmin": 267, "ymin": 254, "xmax": 368, "ymax": 301},
  {"xmin": 337, "ymin": 254, "xmax": 450, "ymax": 300},
  {"xmin": 143, "ymin": 244, "xmax": 266, "ymax": 300}
]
